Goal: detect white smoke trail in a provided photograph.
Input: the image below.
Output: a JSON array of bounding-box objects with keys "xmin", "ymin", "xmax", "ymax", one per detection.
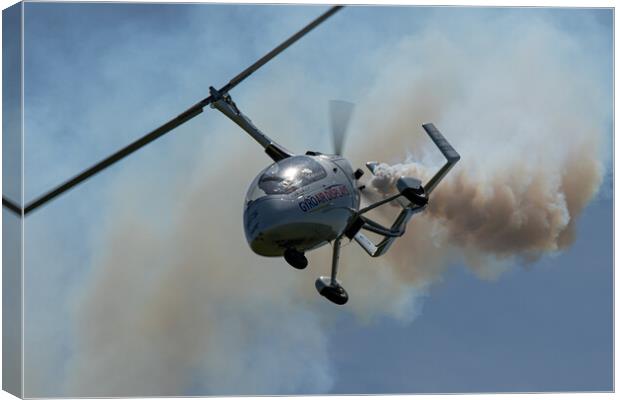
[
  {"xmin": 62, "ymin": 10, "xmax": 609, "ymax": 396},
  {"xmin": 350, "ymin": 14, "xmax": 608, "ymax": 280}
]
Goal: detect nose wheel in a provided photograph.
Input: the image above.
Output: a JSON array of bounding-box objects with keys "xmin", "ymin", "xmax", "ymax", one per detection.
[
  {"xmin": 284, "ymin": 248, "xmax": 308, "ymax": 269},
  {"xmin": 315, "ymin": 236, "xmax": 349, "ymax": 305}
]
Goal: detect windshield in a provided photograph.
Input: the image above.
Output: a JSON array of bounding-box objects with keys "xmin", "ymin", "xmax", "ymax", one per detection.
[{"xmin": 246, "ymin": 156, "xmax": 327, "ymax": 202}]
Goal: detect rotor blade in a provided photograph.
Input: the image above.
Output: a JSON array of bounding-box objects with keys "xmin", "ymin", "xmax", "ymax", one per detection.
[
  {"xmin": 219, "ymin": 5, "xmax": 344, "ymax": 94},
  {"xmin": 3, "ymin": 196, "xmax": 22, "ymax": 216},
  {"xmin": 12, "ymin": 6, "xmax": 345, "ymax": 216},
  {"xmin": 22, "ymin": 103, "xmax": 208, "ymax": 215},
  {"xmin": 329, "ymin": 100, "xmax": 355, "ymax": 155}
]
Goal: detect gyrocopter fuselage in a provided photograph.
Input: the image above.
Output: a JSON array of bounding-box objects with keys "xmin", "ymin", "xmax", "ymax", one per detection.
[
  {"xmin": 211, "ymin": 84, "xmax": 459, "ymax": 305},
  {"xmin": 2, "ymin": 6, "xmax": 460, "ymax": 305}
]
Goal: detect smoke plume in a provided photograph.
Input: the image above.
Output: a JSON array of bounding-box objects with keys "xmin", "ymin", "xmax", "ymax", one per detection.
[{"xmin": 61, "ymin": 10, "xmax": 609, "ymax": 396}]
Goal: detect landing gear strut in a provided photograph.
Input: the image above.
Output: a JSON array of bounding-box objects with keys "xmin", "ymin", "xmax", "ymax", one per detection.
[
  {"xmin": 315, "ymin": 236, "xmax": 349, "ymax": 305},
  {"xmin": 284, "ymin": 248, "xmax": 308, "ymax": 270}
]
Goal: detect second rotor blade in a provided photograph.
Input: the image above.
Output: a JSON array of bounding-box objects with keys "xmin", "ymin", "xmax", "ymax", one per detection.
[{"xmin": 24, "ymin": 104, "xmax": 207, "ymax": 215}]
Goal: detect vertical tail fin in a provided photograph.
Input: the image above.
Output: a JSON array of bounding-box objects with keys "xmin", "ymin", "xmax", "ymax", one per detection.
[{"xmin": 422, "ymin": 123, "xmax": 460, "ymax": 195}]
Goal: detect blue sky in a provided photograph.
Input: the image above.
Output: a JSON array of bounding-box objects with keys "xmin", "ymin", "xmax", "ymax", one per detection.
[
  {"xmin": 330, "ymin": 196, "xmax": 612, "ymax": 393},
  {"xmin": 6, "ymin": 2, "xmax": 613, "ymax": 396}
]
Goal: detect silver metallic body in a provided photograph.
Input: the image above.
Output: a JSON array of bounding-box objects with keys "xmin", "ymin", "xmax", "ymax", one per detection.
[{"xmin": 244, "ymin": 154, "xmax": 360, "ymax": 256}]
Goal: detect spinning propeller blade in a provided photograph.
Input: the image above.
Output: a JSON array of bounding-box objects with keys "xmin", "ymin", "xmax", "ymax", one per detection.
[
  {"xmin": 329, "ymin": 100, "xmax": 355, "ymax": 155},
  {"xmin": 3, "ymin": 5, "xmax": 344, "ymax": 217}
]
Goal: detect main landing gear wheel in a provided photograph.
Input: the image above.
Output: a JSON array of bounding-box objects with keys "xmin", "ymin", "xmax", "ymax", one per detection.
[
  {"xmin": 315, "ymin": 276, "xmax": 349, "ymax": 305},
  {"xmin": 284, "ymin": 248, "xmax": 308, "ymax": 269}
]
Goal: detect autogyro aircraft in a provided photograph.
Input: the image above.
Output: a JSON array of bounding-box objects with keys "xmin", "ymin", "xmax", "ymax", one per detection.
[{"xmin": 3, "ymin": 6, "xmax": 460, "ymax": 305}]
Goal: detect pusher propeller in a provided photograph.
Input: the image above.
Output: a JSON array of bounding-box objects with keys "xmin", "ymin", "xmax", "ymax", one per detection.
[{"xmin": 329, "ymin": 100, "xmax": 355, "ymax": 156}]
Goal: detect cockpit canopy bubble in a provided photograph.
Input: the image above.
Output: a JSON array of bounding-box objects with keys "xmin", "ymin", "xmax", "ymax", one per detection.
[{"xmin": 246, "ymin": 155, "xmax": 327, "ymax": 203}]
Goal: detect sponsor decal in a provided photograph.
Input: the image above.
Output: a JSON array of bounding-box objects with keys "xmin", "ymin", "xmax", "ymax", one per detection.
[{"xmin": 298, "ymin": 184, "xmax": 349, "ymax": 212}]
